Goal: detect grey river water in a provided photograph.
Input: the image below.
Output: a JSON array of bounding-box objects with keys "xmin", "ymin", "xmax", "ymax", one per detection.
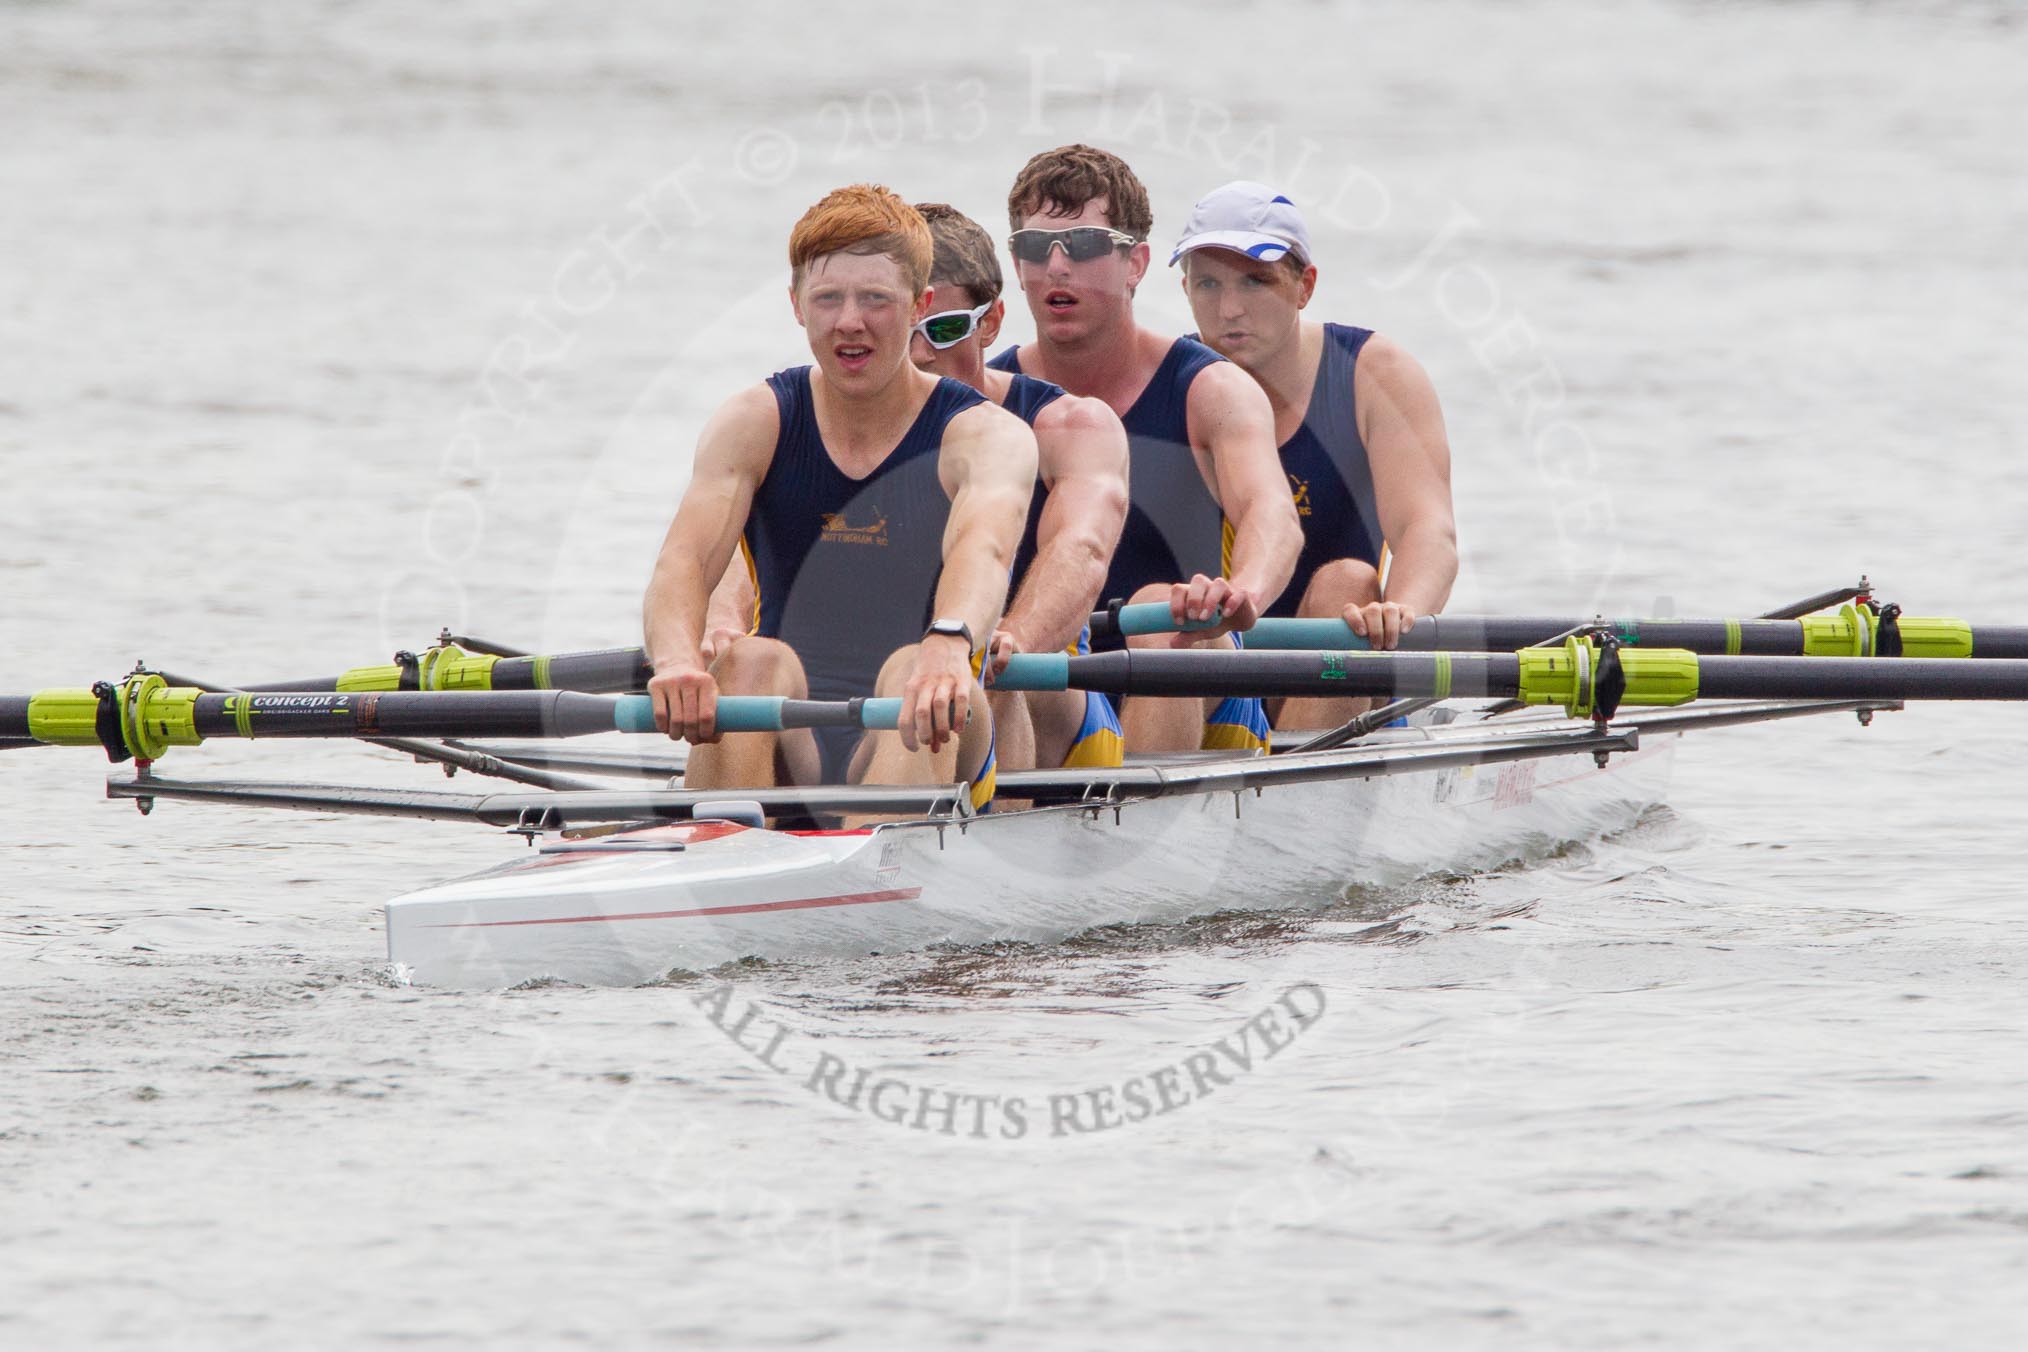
[{"xmin": 4, "ymin": 1, "xmax": 2027, "ymax": 1346}]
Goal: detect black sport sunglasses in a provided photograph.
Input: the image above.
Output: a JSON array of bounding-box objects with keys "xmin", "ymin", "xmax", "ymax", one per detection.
[{"xmin": 1006, "ymin": 226, "xmax": 1140, "ymax": 264}]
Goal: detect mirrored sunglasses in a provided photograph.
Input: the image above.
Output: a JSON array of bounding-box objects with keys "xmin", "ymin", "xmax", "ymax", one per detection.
[{"xmin": 912, "ymin": 301, "xmax": 992, "ymax": 349}]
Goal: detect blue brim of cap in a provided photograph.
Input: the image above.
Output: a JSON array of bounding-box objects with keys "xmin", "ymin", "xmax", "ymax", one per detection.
[{"xmin": 1169, "ymin": 230, "xmax": 1305, "ymax": 267}]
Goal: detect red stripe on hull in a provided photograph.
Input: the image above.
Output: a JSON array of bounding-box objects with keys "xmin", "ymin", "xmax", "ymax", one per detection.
[{"xmin": 429, "ymin": 887, "xmax": 922, "ymax": 930}]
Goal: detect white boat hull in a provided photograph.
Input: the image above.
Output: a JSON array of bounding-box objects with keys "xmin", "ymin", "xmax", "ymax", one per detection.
[{"xmin": 386, "ymin": 718, "xmax": 1676, "ymax": 988}]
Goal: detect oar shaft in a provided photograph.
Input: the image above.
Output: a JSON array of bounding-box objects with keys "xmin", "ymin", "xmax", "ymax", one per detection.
[
  {"xmin": 246, "ymin": 646, "xmax": 654, "ymax": 695},
  {"xmin": 998, "ymin": 650, "xmax": 1524, "ymax": 699},
  {"xmin": 1091, "ymin": 602, "xmax": 2028, "ymax": 658},
  {"xmin": 1691, "ymin": 656, "xmax": 2028, "ymax": 701},
  {"xmin": 998, "ymin": 646, "xmax": 2028, "ymax": 717},
  {"xmin": 198, "ymin": 690, "xmax": 626, "ymax": 742},
  {"xmin": 2, "ymin": 682, "xmax": 901, "ymax": 760}
]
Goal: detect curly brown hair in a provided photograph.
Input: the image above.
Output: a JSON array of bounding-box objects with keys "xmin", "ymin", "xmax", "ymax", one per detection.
[{"xmin": 1005, "ymin": 145, "xmax": 1152, "ymax": 241}]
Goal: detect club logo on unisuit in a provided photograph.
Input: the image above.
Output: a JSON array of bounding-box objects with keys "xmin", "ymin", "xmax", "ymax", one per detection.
[
  {"xmin": 1288, "ymin": 473, "xmax": 1313, "ymax": 517},
  {"xmin": 819, "ymin": 509, "xmax": 889, "ymax": 546}
]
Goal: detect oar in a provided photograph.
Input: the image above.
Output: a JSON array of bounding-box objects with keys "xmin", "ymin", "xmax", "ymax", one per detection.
[
  {"xmin": 0, "ymin": 677, "xmax": 900, "ymax": 763},
  {"xmin": 193, "ymin": 600, "xmax": 2028, "ymax": 705},
  {"xmin": 1082, "ymin": 601, "xmax": 2028, "ymax": 658},
  {"xmin": 994, "ymin": 640, "xmax": 2028, "ymax": 721},
  {"xmin": 219, "ymin": 645, "xmax": 654, "ymax": 695}
]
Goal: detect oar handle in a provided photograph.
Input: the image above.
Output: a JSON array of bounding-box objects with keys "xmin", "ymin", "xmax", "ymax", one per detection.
[
  {"xmin": 1098, "ymin": 602, "xmax": 1375, "ymax": 651},
  {"xmin": 994, "ymin": 654, "xmax": 1071, "ymax": 691},
  {"xmin": 1107, "ymin": 602, "xmax": 1220, "ymax": 638},
  {"xmin": 611, "ymin": 695, "xmax": 902, "ymax": 734}
]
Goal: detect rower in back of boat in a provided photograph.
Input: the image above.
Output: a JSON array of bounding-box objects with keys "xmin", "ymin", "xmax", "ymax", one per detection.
[
  {"xmin": 905, "ymin": 202, "xmax": 1130, "ymax": 772},
  {"xmin": 642, "ymin": 185, "xmax": 1037, "ymax": 814},
  {"xmin": 1173, "ymin": 181, "xmax": 1458, "ymax": 731},
  {"xmin": 987, "ymin": 145, "xmax": 1302, "ymax": 756}
]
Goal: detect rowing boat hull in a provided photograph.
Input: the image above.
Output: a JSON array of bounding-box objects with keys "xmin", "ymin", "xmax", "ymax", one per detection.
[{"xmin": 384, "ymin": 718, "xmax": 1676, "ymax": 988}]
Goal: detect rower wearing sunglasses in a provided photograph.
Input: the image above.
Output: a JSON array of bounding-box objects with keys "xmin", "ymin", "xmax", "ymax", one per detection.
[
  {"xmin": 643, "ymin": 185, "xmax": 1036, "ymax": 815},
  {"xmin": 1173, "ymin": 182, "xmax": 1458, "ymax": 731},
  {"xmin": 987, "ymin": 145, "xmax": 1301, "ymax": 755},
  {"xmin": 905, "ymin": 203, "xmax": 1130, "ymax": 773}
]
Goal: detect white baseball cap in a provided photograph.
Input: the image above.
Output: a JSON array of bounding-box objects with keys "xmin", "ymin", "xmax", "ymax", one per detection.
[{"xmin": 1169, "ymin": 181, "xmax": 1314, "ymax": 268}]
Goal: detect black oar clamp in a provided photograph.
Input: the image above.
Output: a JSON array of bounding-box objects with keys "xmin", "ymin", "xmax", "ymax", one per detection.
[
  {"xmin": 391, "ymin": 650, "xmax": 423, "ymax": 691},
  {"xmin": 89, "ymin": 680, "xmax": 133, "ymax": 763},
  {"xmin": 1591, "ymin": 633, "xmax": 1628, "ymax": 725},
  {"xmin": 1873, "ymin": 603, "xmax": 1904, "ymax": 658},
  {"xmin": 1573, "ymin": 620, "xmax": 1615, "ymax": 646}
]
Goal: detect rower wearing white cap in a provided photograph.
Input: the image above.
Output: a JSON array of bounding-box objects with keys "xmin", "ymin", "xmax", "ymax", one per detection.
[{"xmin": 1173, "ymin": 181, "xmax": 1458, "ymax": 730}]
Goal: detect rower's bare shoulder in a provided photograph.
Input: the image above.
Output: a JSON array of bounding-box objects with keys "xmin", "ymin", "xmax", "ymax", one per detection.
[
  {"xmin": 1185, "ymin": 355, "xmax": 1274, "ymax": 433},
  {"xmin": 1353, "ymin": 332, "xmax": 1439, "ymax": 405},
  {"xmin": 949, "ymin": 394, "xmax": 1032, "ymax": 437},
  {"xmin": 721, "ymin": 381, "xmax": 783, "ymax": 426},
  {"xmin": 698, "ymin": 382, "xmax": 783, "ymax": 459},
  {"xmin": 938, "ymin": 401, "xmax": 1036, "ymax": 501},
  {"xmin": 945, "ymin": 397, "xmax": 1037, "ymax": 463},
  {"xmin": 1033, "ymin": 391, "xmax": 1123, "ymax": 441},
  {"xmin": 1031, "ymin": 393, "xmax": 1126, "ymax": 483}
]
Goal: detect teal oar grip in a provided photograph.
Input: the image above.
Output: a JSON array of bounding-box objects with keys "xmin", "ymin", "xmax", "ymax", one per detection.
[
  {"xmin": 856, "ymin": 697, "xmax": 903, "ymax": 729},
  {"xmin": 715, "ymin": 698, "xmax": 791, "ymax": 732},
  {"xmin": 1113, "ymin": 602, "xmax": 1220, "ymax": 636},
  {"xmin": 613, "ymin": 695, "xmax": 658, "ymax": 732},
  {"xmin": 611, "ymin": 695, "xmax": 784, "ymax": 733},
  {"xmin": 993, "ymin": 653, "xmax": 1072, "ymax": 692},
  {"xmin": 1111, "ymin": 603, "xmax": 1374, "ymax": 651},
  {"xmin": 1241, "ymin": 618, "xmax": 1373, "ymax": 651},
  {"xmin": 610, "ymin": 694, "xmax": 902, "ymax": 734}
]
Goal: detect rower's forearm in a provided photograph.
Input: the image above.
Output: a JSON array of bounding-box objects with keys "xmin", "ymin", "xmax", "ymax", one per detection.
[
  {"xmin": 1005, "ymin": 534, "xmax": 1110, "ymax": 653},
  {"xmin": 1383, "ymin": 524, "xmax": 1459, "ymax": 616},
  {"xmin": 643, "ymin": 561, "xmax": 711, "ymax": 671},
  {"xmin": 1225, "ymin": 503, "xmax": 1302, "ymax": 608},
  {"xmin": 931, "ymin": 551, "xmax": 1013, "ymax": 654},
  {"xmin": 703, "ymin": 554, "xmax": 755, "ymax": 637}
]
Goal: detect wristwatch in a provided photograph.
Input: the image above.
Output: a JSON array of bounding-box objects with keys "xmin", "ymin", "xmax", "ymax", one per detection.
[{"xmin": 923, "ymin": 617, "xmax": 975, "ymax": 652}]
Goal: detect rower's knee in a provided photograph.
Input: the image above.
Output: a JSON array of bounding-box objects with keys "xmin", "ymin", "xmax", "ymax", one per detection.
[
  {"xmin": 1299, "ymin": 558, "xmax": 1381, "ymax": 616},
  {"xmin": 709, "ymin": 635, "xmax": 805, "ymax": 696},
  {"xmin": 872, "ymin": 643, "xmax": 921, "ymax": 696},
  {"xmin": 877, "ymin": 644, "xmax": 989, "ymax": 703}
]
